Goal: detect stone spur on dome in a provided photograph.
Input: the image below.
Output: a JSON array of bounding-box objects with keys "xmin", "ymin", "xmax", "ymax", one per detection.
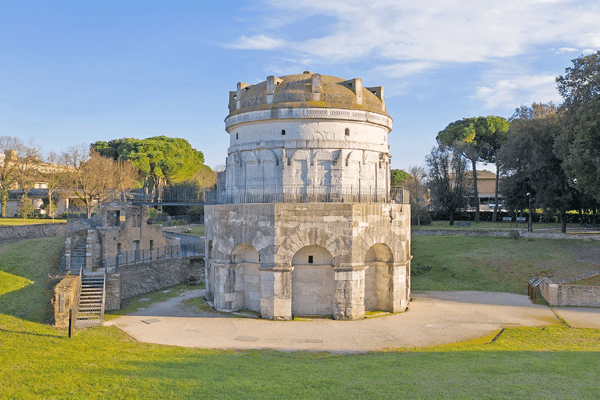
[{"xmin": 204, "ymin": 72, "xmax": 411, "ymax": 320}]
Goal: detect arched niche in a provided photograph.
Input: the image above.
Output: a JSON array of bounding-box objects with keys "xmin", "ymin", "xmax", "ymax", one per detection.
[
  {"xmin": 291, "ymin": 245, "xmax": 334, "ymax": 316},
  {"xmin": 364, "ymin": 243, "xmax": 393, "ymax": 311},
  {"xmin": 230, "ymin": 243, "xmax": 261, "ymax": 312},
  {"xmin": 231, "ymin": 243, "xmax": 259, "ymax": 263}
]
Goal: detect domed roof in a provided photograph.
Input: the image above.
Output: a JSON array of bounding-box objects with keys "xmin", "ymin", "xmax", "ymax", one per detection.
[{"xmin": 227, "ymin": 72, "xmax": 389, "ymax": 118}]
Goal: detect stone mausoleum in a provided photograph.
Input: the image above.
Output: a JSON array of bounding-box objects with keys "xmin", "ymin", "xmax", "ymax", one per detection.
[{"xmin": 204, "ymin": 72, "xmax": 411, "ymax": 320}]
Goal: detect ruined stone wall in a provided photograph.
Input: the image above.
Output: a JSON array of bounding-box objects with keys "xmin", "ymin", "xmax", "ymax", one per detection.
[
  {"xmin": 52, "ymin": 274, "xmax": 79, "ymax": 328},
  {"xmin": 413, "ymin": 229, "xmax": 600, "ymax": 241},
  {"xmin": 540, "ymin": 276, "xmax": 600, "ymax": 306},
  {"xmin": 0, "ymin": 223, "xmax": 67, "ymax": 240},
  {"xmin": 118, "ymin": 256, "xmax": 203, "ymax": 300}
]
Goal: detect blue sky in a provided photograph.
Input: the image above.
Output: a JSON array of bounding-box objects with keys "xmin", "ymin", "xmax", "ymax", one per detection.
[{"xmin": 1, "ymin": 0, "xmax": 598, "ymax": 171}]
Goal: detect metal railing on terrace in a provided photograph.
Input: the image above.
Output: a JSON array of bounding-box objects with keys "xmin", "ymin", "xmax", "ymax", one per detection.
[
  {"xmin": 123, "ymin": 186, "xmax": 409, "ymax": 205},
  {"xmin": 96, "ymin": 244, "xmax": 204, "ymax": 271}
]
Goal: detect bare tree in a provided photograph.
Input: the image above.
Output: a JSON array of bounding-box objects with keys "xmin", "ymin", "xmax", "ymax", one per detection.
[
  {"xmin": 62, "ymin": 145, "xmax": 137, "ymax": 218},
  {"xmin": 39, "ymin": 151, "xmax": 67, "ymax": 221},
  {"xmin": 0, "ymin": 136, "xmax": 42, "ymax": 217},
  {"xmin": 405, "ymin": 166, "xmax": 427, "ymax": 226}
]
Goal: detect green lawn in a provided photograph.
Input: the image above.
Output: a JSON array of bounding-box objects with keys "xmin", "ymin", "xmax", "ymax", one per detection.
[
  {"xmin": 0, "ymin": 218, "xmax": 66, "ymax": 226},
  {"xmin": 2, "ymin": 237, "xmax": 600, "ymax": 399},
  {"xmin": 182, "ymin": 225, "xmax": 205, "ymax": 236},
  {"xmin": 411, "ymin": 235, "xmax": 600, "ymax": 293}
]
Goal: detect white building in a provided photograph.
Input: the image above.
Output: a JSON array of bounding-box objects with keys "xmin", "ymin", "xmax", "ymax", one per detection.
[{"xmin": 205, "ymin": 72, "xmax": 411, "ymax": 320}]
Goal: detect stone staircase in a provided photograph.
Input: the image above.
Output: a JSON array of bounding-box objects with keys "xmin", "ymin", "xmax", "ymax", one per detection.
[
  {"xmin": 69, "ymin": 241, "xmax": 87, "ymax": 273},
  {"xmin": 75, "ymin": 274, "xmax": 105, "ymax": 328}
]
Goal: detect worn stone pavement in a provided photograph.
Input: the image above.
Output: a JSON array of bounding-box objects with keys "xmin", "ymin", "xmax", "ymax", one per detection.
[{"xmin": 105, "ymin": 289, "xmax": 600, "ymax": 353}]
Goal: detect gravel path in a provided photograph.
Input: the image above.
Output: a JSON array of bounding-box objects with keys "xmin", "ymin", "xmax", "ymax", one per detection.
[{"xmin": 104, "ymin": 290, "xmax": 600, "ymax": 352}]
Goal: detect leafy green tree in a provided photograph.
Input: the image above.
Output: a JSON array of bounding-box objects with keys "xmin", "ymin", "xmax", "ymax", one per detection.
[
  {"xmin": 93, "ymin": 136, "xmax": 205, "ymax": 199},
  {"xmin": 426, "ymin": 146, "xmax": 470, "ymax": 226},
  {"xmin": 555, "ymin": 51, "xmax": 600, "ymax": 200},
  {"xmin": 390, "ymin": 169, "xmax": 410, "ymax": 188},
  {"xmin": 437, "ymin": 116, "xmax": 509, "ymax": 223},
  {"xmin": 499, "ymin": 103, "xmax": 575, "ymax": 233},
  {"xmin": 18, "ymin": 194, "xmax": 35, "ymax": 220}
]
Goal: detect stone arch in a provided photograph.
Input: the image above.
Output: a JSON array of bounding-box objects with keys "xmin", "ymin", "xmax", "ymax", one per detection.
[
  {"xmin": 276, "ymin": 227, "xmax": 350, "ymax": 266},
  {"xmin": 291, "ymin": 245, "xmax": 335, "ymax": 316},
  {"xmin": 364, "ymin": 243, "xmax": 394, "ymax": 311}
]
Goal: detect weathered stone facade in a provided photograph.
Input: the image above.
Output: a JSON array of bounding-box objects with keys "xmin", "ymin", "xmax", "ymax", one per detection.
[
  {"xmin": 205, "ymin": 72, "xmax": 411, "ymax": 320},
  {"xmin": 52, "ymin": 274, "xmax": 79, "ymax": 328}
]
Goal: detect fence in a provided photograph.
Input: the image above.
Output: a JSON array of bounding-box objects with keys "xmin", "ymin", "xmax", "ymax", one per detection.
[
  {"xmin": 97, "ymin": 244, "xmax": 204, "ymax": 271},
  {"xmin": 125, "ymin": 186, "xmax": 409, "ymax": 205}
]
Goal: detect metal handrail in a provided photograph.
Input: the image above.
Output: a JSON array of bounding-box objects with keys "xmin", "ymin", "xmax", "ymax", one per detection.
[
  {"xmin": 100, "ymin": 274, "xmax": 106, "ymax": 322},
  {"xmin": 69, "ymin": 266, "xmax": 83, "ymax": 338}
]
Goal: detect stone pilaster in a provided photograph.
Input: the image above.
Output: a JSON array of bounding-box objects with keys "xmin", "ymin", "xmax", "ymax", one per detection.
[
  {"xmin": 213, "ymin": 262, "xmax": 244, "ymax": 312},
  {"xmin": 333, "ymin": 263, "xmax": 366, "ymax": 320},
  {"xmin": 377, "ymin": 261, "xmax": 410, "ymax": 313},
  {"xmin": 259, "ymin": 263, "xmax": 293, "ymax": 320}
]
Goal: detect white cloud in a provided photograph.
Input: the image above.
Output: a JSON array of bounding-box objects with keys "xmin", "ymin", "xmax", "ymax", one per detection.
[
  {"xmin": 556, "ymin": 47, "xmax": 579, "ymax": 54},
  {"xmin": 223, "ymin": 34, "xmax": 287, "ymax": 50},
  {"xmin": 472, "ymin": 74, "xmax": 562, "ymax": 109},
  {"xmin": 225, "ymin": 0, "xmax": 600, "ymax": 67},
  {"xmin": 374, "ymin": 61, "xmax": 436, "ymax": 78}
]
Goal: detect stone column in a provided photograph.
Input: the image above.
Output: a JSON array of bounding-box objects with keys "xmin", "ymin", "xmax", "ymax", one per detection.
[
  {"xmin": 64, "ymin": 237, "xmax": 72, "ymax": 271},
  {"xmin": 333, "ymin": 263, "xmax": 366, "ymax": 320},
  {"xmin": 204, "ymin": 259, "xmax": 216, "ymax": 301},
  {"xmin": 259, "ymin": 263, "xmax": 293, "ymax": 320}
]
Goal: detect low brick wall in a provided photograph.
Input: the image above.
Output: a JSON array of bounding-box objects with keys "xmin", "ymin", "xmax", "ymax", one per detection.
[
  {"xmin": 413, "ymin": 229, "xmax": 600, "ymax": 241},
  {"xmin": 540, "ymin": 277, "xmax": 600, "ymax": 306},
  {"xmin": 52, "ymin": 274, "xmax": 79, "ymax": 328},
  {"xmin": 0, "ymin": 223, "xmax": 67, "ymax": 240},
  {"xmin": 104, "ymin": 255, "xmax": 205, "ymax": 309}
]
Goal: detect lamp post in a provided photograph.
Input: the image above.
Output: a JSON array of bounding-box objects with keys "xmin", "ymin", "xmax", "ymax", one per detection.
[{"xmin": 527, "ymin": 192, "xmax": 532, "ymax": 233}]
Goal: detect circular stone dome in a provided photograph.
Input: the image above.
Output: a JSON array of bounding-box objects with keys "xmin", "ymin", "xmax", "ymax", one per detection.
[{"xmin": 226, "ymin": 72, "xmax": 389, "ymax": 119}]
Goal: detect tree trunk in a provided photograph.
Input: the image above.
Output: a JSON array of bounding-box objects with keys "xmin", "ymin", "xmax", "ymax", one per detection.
[
  {"xmin": 492, "ymin": 165, "xmax": 500, "ymax": 223},
  {"xmin": 472, "ymin": 160, "xmax": 479, "ymax": 223},
  {"xmin": 560, "ymin": 211, "xmax": 567, "ymax": 234},
  {"xmin": 449, "ymin": 211, "xmax": 454, "ymax": 226},
  {"xmin": 579, "ymin": 208, "xmax": 583, "ymax": 227},
  {"xmin": 417, "ymin": 204, "xmax": 421, "ymax": 226}
]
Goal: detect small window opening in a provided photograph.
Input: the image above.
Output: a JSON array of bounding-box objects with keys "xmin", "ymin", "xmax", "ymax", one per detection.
[
  {"xmin": 233, "ymin": 95, "xmax": 237, "ymax": 100},
  {"xmin": 345, "ymin": 128, "xmax": 350, "ymax": 136},
  {"xmin": 258, "ymin": 255, "xmax": 261, "ymax": 262},
  {"xmin": 244, "ymin": 87, "xmax": 249, "ymax": 92},
  {"xmin": 276, "ymin": 159, "xmax": 279, "ymax": 166},
  {"xmin": 281, "ymin": 129, "xmax": 286, "ymax": 135},
  {"xmin": 236, "ymin": 132, "xmax": 239, "ymax": 140},
  {"xmin": 149, "ymin": 240, "xmax": 154, "ymax": 252},
  {"xmin": 308, "ymin": 255, "xmax": 314, "ymax": 264}
]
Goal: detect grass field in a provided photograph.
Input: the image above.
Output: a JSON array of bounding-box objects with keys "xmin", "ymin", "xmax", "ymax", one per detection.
[
  {"xmin": 0, "ymin": 218, "xmax": 65, "ymax": 226},
  {"xmin": 182, "ymin": 225, "xmax": 205, "ymax": 236},
  {"xmin": 411, "ymin": 236, "xmax": 600, "ymax": 293},
  {"xmin": 2, "ymin": 237, "xmax": 600, "ymax": 399}
]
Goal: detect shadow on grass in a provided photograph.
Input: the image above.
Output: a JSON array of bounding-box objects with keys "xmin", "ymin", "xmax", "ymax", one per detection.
[{"xmin": 0, "ymin": 327, "xmax": 64, "ymax": 339}]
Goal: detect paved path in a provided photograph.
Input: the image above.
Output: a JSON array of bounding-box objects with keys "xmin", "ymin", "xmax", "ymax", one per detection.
[{"xmin": 105, "ymin": 290, "xmax": 600, "ymax": 353}]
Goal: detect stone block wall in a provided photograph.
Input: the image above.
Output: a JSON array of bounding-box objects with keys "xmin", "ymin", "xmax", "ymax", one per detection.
[
  {"xmin": 0, "ymin": 223, "xmax": 67, "ymax": 241},
  {"xmin": 205, "ymin": 202, "xmax": 411, "ymax": 320},
  {"xmin": 540, "ymin": 276, "xmax": 600, "ymax": 306},
  {"xmin": 52, "ymin": 274, "xmax": 79, "ymax": 328}
]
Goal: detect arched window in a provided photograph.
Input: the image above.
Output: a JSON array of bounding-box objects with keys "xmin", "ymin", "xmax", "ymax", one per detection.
[
  {"xmin": 281, "ymin": 129, "xmax": 286, "ymax": 135},
  {"xmin": 345, "ymin": 128, "xmax": 350, "ymax": 136}
]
